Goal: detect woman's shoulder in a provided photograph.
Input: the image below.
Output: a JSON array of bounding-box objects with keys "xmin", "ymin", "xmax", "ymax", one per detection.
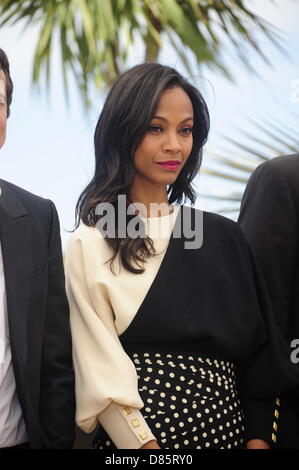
[
  {"xmin": 183, "ymin": 206, "xmax": 247, "ymax": 252},
  {"xmin": 186, "ymin": 206, "xmax": 242, "ymax": 235},
  {"xmin": 66, "ymin": 223, "xmax": 106, "ymax": 255}
]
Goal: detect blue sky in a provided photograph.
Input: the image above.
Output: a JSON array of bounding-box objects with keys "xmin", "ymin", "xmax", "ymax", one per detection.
[{"xmin": 0, "ymin": 0, "xmax": 299, "ymax": 246}]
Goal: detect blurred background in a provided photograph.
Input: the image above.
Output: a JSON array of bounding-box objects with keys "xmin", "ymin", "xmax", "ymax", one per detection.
[{"xmin": 0, "ymin": 0, "xmax": 299, "ymax": 247}]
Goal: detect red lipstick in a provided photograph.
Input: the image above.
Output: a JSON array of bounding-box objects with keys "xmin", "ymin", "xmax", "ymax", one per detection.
[{"xmin": 157, "ymin": 161, "xmax": 181, "ymax": 170}]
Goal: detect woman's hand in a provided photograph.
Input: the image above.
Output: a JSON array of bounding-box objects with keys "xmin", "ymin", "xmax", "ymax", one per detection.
[
  {"xmin": 139, "ymin": 439, "xmax": 161, "ymax": 449},
  {"xmin": 246, "ymin": 439, "xmax": 270, "ymax": 449}
]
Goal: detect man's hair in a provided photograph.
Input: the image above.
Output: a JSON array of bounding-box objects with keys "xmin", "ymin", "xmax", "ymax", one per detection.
[{"xmin": 0, "ymin": 48, "xmax": 13, "ymax": 117}]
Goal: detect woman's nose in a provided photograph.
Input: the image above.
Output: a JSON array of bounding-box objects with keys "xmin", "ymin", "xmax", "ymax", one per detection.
[{"xmin": 162, "ymin": 132, "xmax": 181, "ymax": 153}]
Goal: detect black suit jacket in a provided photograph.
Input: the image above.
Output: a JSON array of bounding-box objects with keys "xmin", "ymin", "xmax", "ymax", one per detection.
[
  {"xmin": 238, "ymin": 153, "xmax": 299, "ymax": 447},
  {"xmin": 0, "ymin": 179, "xmax": 75, "ymax": 449}
]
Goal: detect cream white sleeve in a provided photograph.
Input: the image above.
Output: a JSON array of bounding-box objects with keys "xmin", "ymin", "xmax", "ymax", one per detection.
[{"xmin": 64, "ymin": 228, "xmax": 156, "ymax": 449}]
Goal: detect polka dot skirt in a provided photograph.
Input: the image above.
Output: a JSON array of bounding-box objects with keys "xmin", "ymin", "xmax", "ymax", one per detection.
[{"xmin": 92, "ymin": 351, "xmax": 245, "ymax": 449}]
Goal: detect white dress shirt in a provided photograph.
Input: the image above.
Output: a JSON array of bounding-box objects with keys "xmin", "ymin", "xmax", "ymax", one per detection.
[{"xmin": 0, "ymin": 241, "xmax": 28, "ymax": 447}]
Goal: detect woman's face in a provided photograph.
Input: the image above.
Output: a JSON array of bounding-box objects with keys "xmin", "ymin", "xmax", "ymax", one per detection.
[{"xmin": 132, "ymin": 86, "xmax": 194, "ymax": 188}]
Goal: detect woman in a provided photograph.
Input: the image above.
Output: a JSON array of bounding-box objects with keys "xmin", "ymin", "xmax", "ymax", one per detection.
[{"xmin": 65, "ymin": 63, "xmax": 298, "ymax": 449}]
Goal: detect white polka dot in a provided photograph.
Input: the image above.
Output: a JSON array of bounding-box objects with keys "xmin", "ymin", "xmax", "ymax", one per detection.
[
  {"xmin": 171, "ymin": 396, "xmax": 177, "ymax": 401},
  {"xmin": 184, "ymin": 440, "xmax": 189, "ymax": 445},
  {"xmin": 214, "ymin": 438, "xmax": 219, "ymax": 444},
  {"xmin": 165, "ymin": 382, "xmax": 171, "ymax": 388},
  {"xmin": 165, "ymin": 418, "xmax": 170, "ymax": 423},
  {"xmin": 155, "ymin": 423, "xmax": 161, "ymax": 428},
  {"xmin": 202, "ymin": 432, "xmax": 207, "ymax": 438},
  {"xmin": 205, "ymin": 408, "xmax": 210, "ymax": 414},
  {"xmin": 170, "ymin": 426, "xmax": 175, "ymax": 432},
  {"xmin": 179, "ymin": 422, "xmax": 184, "ymax": 427},
  {"xmin": 187, "ymin": 417, "xmax": 193, "ymax": 423},
  {"xmin": 158, "ymin": 401, "xmax": 164, "ymax": 407},
  {"xmin": 154, "ymin": 379, "xmax": 160, "ymax": 385},
  {"xmin": 174, "ymin": 412, "xmax": 179, "ymax": 418},
  {"xmin": 174, "ymin": 444, "xmax": 179, "ymax": 449},
  {"xmin": 205, "ymin": 442, "xmax": 210, "ymax": 447}
]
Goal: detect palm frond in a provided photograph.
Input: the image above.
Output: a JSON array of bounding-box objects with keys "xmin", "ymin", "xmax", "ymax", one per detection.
[
  {"xmin": 202, "ymin": 113, "xmax": 299, "ymax": 217},
  {"xmin": 0, "ymin": 0, "xmax": 284, "ymax": 107}
]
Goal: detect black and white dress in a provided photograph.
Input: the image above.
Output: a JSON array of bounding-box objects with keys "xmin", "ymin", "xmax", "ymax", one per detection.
[{"xmin": 65, "ymin": 204, "xmax": 297, "ymax": 449}]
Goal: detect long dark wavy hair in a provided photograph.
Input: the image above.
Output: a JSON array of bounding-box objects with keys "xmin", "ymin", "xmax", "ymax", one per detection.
[{"xmin": 75, "ymin": 63, "xmax": 210, "ymax": 274}]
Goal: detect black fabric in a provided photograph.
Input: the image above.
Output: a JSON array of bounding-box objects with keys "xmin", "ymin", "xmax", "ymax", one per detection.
[
  {"xmin": 0, "ymin": 442, "xmax": 30, "ymax": 449},
  {"xmin": 0, "ymin": 179, "xmax": 75, "ymax": 449},
  {"xmin": 93, "ymin": 351, "xmax": 245, "ymax": 449},
  {"xmin": 238, "ymin": 153, "xmax": 299, "ymax": 448},
  {"xmin": 119, "ymin": 205, "xmax": 299, "ymax": 446}
]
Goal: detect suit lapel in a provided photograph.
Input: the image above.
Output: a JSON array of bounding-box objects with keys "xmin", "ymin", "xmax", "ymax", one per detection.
[{"xmin": 0, "ymin": 181, "xmax": 33, "ymax": 377}]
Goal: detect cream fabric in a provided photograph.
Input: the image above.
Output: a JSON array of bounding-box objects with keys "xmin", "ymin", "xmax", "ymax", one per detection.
[{"xmin": 65, "ymin": 205, "xmax": 180, "ymax": 448}]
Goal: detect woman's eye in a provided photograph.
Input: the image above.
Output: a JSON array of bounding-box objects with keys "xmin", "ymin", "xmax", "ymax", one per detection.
[
  {"xmin": 148, "ymin": 125, "xmax": 163, "ymax": 133},
  {"xmin": 180, "ymin": 127, "xmax": 193, "ymax": 135}
]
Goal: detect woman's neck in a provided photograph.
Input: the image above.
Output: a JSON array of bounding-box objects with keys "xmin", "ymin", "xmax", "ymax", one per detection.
[{"xmin": 129, "ymin": 185, "xmax": 171, "ymax": 218}]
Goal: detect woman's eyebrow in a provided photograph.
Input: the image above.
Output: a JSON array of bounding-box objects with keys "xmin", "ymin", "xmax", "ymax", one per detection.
[{"xmin": 151, "ymin": 116, "xmax": 194, "ymax": 123}]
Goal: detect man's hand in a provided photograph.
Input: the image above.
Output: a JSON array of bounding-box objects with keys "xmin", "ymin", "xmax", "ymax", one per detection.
[
  {"xmin": 140, "ymin": 440, "xmax": 161, "ymax": 449},
  {"xmin": 246, "ymin": 439, "xmax": 270, "ymax": 449}
]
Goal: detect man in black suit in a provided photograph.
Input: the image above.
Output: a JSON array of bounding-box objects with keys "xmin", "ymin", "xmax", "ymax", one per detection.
[
  {"xmin": 238, "ymin": 153, "xmax": 299, "ymax": 448},
  {"xmin": 0, "ymin": 49, "xmax": 75, "ymax": 448}
]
